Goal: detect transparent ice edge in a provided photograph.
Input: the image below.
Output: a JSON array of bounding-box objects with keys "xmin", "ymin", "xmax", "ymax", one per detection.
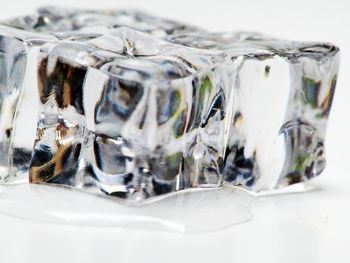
[{"xmin": 0, "ymin": 6, "xmax": 340, "ymax": 203}]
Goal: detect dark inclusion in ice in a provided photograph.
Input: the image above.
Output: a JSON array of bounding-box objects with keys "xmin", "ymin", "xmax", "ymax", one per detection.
[{"xmin": 0, "ymin": 7, "xmax": 340, "ymax": 202}]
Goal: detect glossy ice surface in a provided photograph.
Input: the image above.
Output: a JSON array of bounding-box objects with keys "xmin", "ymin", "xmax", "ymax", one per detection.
[{"xmin": 0, "ymin": 7, "xmax": 340, "ymax": 202}]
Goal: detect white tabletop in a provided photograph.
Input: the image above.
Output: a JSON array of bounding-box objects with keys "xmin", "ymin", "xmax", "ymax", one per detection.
[{"xmin": 0, "ymin": 0, "xmax": 349, "ymax": 262}]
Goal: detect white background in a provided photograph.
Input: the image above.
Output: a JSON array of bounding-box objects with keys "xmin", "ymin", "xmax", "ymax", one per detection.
[{"xmin": 0, "ymin": 0, "xmax": 349, "ymax": 262}]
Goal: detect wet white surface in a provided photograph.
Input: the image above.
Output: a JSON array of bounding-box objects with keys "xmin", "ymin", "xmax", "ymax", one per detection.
[
  {"xmin": 0, "ymin": 176, "xmax": 348, "ymax": 263},
  {"xmin": 0, "ymin": 184, "xmax": 253, "ymax": 232},
  {"xmin": 0, "ymin": 0, "xmax": 349, "ymax": 262}
]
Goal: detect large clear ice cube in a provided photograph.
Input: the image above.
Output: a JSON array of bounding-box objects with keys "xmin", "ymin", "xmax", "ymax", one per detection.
[{"xmin": 0, "ymin": 7, "xmax": 340, "ymax": 202}]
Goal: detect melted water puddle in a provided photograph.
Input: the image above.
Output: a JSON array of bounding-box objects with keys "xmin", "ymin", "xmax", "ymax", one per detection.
[{"xmin": 0, "ymin": 184, "xmax": 254, "ymax": 233}]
